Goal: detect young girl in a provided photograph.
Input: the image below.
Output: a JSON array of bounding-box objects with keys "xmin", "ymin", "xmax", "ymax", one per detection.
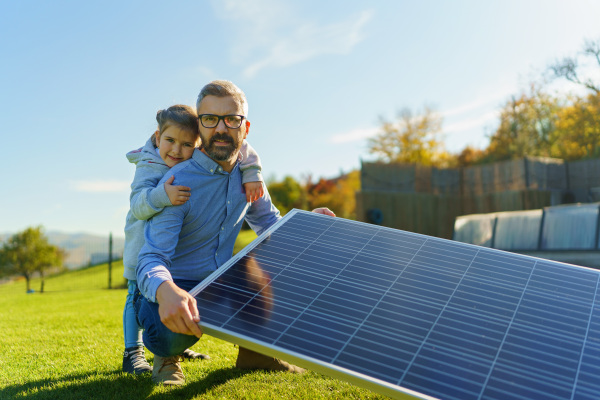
[{"xmin": 122, "ymin": 104, "xmax": 264, "ymax": 374}]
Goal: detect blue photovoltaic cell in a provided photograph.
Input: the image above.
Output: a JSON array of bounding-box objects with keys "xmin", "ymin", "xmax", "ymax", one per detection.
[{"xmin": 189, "ymin": 209, "xmax": 600, "ymax": 400}]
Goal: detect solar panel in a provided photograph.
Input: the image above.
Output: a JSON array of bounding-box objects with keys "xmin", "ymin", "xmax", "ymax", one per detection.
[{"xmin": 189, "ymin": 209, "xmax": 600, "ymax": 400}]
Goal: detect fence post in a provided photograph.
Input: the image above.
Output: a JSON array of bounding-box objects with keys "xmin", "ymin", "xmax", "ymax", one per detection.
[{"xmin": 108, "ymin": 232, "xmax": 113, "ymax": 289}]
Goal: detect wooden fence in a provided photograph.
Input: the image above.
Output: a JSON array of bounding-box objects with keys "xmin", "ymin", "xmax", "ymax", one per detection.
[{"xmin": 356, "ymin": 157, "xmax": 600, "ymax": 239}]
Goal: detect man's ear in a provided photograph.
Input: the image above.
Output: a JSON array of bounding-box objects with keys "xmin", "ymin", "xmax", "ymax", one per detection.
[{"xmin": 244, "ymin": 120, "xmax": 251, "ymax": 139}]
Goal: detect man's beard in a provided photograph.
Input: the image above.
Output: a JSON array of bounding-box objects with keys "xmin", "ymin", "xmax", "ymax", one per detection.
[{"xmin": 202, "ymin": 132, "xmax": 241, "ymax": 162}]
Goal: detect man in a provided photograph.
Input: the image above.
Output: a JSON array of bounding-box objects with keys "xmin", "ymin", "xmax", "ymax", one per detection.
[{"xmin": 135, "ymin": 80, "xmax": 335, "ymax": 385}]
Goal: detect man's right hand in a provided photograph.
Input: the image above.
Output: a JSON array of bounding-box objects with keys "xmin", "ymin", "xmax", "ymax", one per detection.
[{"xmin": 156, "ymin": 281, "xmax": 203, "ymax": 338}]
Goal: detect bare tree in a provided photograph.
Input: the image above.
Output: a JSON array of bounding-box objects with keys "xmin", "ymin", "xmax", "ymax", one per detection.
[{"xmin": 549, "ymin": 39, "xmax": 600, "ymax": 94}]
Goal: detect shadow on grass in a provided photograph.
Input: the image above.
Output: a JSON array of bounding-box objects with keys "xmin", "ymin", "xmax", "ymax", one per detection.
[
  {"xmin": 147, "ymin": 367, "xmax": 251, "ymax": 399},
  {"xmin": 2, "ymin": 367, "xmax": 251, "ymax": 400}
]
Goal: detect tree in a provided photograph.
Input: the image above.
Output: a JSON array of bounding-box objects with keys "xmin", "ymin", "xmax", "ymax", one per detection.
[
  {"xmin": 485, "ymin": 84, "xmax": 559, "ymax": 162},
  {"xmin": 549, "ymin": 38, "xmax": 600, "ymax": 94},
  {"xmin": 456, "ymin": 146, "xmax": 486, "ymax": 167},
  {"xmin": 266, "ymin": 175, "xmax": 307, "ymax": 215},
  {"xmin": 368, "ymin": 106, "xmax": 452, "ymax": 166},
  {"xmin": 550, "ymin": 92, "xmax": 600, "ymax": 160},
  {"xmin": 0, "ymin": 226, "xmax": 64, "ymax": 293},
  {"xmin": 306, "ymin": 170, "xmax": 361, "ymax": 220}
]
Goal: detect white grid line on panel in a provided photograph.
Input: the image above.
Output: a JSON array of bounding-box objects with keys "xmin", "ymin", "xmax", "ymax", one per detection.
[
  {"xmin": 398, "ymin": 247, "xmax": 481, "ymax": 386},
  {"xmin": 476, "ymin": 260, "xmax": 539, "ymax": 399},
  {"xmin": 571, "ymin": 275, "xmax": 600, "ymax": 400}
]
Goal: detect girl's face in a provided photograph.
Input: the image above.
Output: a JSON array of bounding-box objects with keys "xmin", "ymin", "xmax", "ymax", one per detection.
[{"xmin": 155, "ymin": 125, "xmax": 199, "ymax": 168}]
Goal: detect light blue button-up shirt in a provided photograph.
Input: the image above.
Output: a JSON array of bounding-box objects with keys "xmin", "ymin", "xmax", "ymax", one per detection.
[{"xmin": 136, "ymin": 149, "xmax": 281, "ymax": 302}]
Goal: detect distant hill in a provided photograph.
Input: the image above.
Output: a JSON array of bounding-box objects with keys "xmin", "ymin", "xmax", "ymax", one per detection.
[{"xmin": 0, "ymin": 231, "xmax": 125, "ymax": 269}]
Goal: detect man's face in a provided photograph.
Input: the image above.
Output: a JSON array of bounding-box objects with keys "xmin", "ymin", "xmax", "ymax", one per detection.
[{"xmin": 197, "ymin": 95, "xmax": 248, "ymax": 164}]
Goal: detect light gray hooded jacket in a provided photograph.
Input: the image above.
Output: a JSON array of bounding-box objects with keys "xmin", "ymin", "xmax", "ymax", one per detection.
[{"xmin": 122, "ymin": 136, "xmax": 262, "ymax": 280}]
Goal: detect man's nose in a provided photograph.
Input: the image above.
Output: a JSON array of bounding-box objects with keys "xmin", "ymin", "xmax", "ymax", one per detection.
[{"xmin": 215, "ymin": 118, "xmax": 228, "ymax": 132}]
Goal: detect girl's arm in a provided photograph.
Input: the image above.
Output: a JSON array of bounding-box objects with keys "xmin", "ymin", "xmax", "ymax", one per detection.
[
  {"xmin": 129, "ymin": 162, "xmax": 172, "ymax": 221},
  {"xmin": 240, "ymin": 140, "xmax": 264, "ymax": 202}
]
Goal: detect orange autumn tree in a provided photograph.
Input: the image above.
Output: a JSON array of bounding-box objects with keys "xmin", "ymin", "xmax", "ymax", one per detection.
[{"xmin": 305, "ymin": 170, "xmax": 360, "ymax": 220}]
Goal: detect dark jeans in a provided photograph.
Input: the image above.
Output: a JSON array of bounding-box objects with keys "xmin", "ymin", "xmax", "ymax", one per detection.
[{"xmin": 133, "ymin": 279, "xmax": 201, "ymax": 357}]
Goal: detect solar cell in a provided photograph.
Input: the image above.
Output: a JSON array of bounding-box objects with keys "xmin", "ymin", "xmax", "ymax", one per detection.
[{"xmin": 189, "ymin": 209, "xmax": 600, "ymax": 400}]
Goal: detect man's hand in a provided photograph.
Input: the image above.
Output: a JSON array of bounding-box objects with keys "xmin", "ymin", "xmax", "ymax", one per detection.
[
  {"xmin": 243, "ymin": 181, "xmax": 264, "ymax": 203},
  {"xmin": 156, "ymin": 281, "xmax": 203, "ymax": 338},
  {"xmin": 164, "ymin": 176, "xmax": 192, "ymax": 206},
  {"xmin": 311, "ymin": 207, "xmax": 336, "ymax": 217}
]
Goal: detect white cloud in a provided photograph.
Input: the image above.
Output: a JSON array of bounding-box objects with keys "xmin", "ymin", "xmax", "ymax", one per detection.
[
  {"xmin": 71, "ymin": 180, "xmax": 130, "ymax": 193},
  {"xmin": 193, "ymin": 65, "xmax": 216, "ymax": 78},
  {"xmin": 329, "ymin": 126, "xmax": 380, "ymax": 144},
  {"xmin": 444, "ymin": 110, "xmax": 499, "ymax": 134},
  {"xmin": 211, "ymin": 0, "xmax": 373, "ymax": 77},
  {"xmin": 328, "ymin": 92, "xmax": 507, "ymax": 146},
  {"xmin": 441, "ymin": 90, "xmax": 512, "ymax": 119},
  {"xmin": 328, "ymin": 109, "xmax": 501, "ymax": 146}
]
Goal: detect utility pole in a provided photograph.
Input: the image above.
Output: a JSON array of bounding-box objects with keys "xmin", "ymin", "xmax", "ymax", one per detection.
[{"xmin": 108, "ymin": 232, "xmax": 113, "ymax": 289}]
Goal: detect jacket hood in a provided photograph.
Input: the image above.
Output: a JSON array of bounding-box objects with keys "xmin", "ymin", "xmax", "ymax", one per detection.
[{"xmin": 126, "ymin": 135, "xmax": 166, "ymax": 166}]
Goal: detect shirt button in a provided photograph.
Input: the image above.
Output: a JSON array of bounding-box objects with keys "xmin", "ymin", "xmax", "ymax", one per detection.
[
  {"xmin": 210, "ymin": 169, "xmax": 214, "ymax": 173},
  {"xmin": 227, "ymin": 201, "xmax": 230, "ymax": 204},
  {"xmin": 221, "ymin": 226, "xmax": 224, "ymax": 230}
]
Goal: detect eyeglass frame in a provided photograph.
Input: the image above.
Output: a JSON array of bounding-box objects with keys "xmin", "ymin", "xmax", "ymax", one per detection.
[{"xmin": 198, "ymin": 114, "xmax": 246, "ymax": 129}]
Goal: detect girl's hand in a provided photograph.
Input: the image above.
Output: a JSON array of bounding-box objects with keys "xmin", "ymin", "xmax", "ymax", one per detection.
[
  {"xmin": 164, "ymin": 176, "xmax": 191, "ymax": 205},
  {"xmin": 243, "ymin": 181, "xmax": 264, "ymax": 203}
]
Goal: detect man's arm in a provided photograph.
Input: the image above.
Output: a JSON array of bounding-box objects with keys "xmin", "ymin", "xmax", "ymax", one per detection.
[
  {"xmin": 156, "ymin": 281, "xmax": 203, "ymax": 338},
  {"xmin": 136, "ymin": 199, "xmax": 203, "ymax": 337}
]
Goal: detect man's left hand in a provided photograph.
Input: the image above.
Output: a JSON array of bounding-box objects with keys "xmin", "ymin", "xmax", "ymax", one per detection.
[{"xmin": 311, "ymin": 207, "xmax": 336, "ymax": 217}]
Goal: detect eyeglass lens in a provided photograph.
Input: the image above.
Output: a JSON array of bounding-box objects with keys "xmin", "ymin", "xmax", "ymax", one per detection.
[{"xmin": 200, "ymin": 115, "xmax": 243, "ymax": 128}]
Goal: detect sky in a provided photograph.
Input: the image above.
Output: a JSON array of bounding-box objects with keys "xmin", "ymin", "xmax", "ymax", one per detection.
[{"xmin": 2, "ymin": 0, "xmax": 600, "ymax": 237}]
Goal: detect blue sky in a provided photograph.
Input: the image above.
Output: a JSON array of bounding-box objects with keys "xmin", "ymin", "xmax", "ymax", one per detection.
[{"xmin": 2, "ymin": 0, "xmax": 600, "ymax": 237}]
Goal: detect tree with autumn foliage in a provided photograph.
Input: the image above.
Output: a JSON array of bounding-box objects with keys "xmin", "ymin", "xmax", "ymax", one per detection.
[
  {"xmin": 367, "ymin": 106, "xmax": 454, "ymax": 167},
  {"xmin": 267, "ymin": 171, "xmax": 361, "ymax": 220},
  {"xmin": 456, "ymin": 146, "xmax": 486, "ymax": 167},
  {"xmin": 306, "ymin": 170, "xmax": 360, "ymax": 220},
  {"xmin": 550, "ymin": 92, "xmax": 600, "ymax": 160},
  {"xmin": 266, "ymin": 175, "xmax": 307, "ymax": 215},
  {"xmin": 484, "ymin": 84, "xmax": 560, "ymax": 162},
  {"xmin": 545, "ymin": 38, "xmax": 600, "ymax": 161}
]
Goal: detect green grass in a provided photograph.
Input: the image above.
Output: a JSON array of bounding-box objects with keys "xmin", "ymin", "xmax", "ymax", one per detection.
[{"xmin": 0, "ymin": 232, "xmax": 390, "ymax": 400}]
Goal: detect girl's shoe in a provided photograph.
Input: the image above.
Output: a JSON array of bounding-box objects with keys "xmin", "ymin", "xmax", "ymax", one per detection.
[{"xmin": 122, "ymin": 346, "xmax": 152, "ymax": 375}]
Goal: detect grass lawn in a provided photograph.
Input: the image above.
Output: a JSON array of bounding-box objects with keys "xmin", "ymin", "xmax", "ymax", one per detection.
[{"xmin": 0, "ymin": 231, "xmax": 390, "ymax": 400}]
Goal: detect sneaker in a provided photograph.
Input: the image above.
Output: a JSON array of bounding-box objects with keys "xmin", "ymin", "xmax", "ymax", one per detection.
[
  {"xmin": 152, "ymin": 355, "xmax": 185, "ymax": 385},
  {"xmin": 122, "ymin": 346, "xmax": 152, "ymax": 375},
  {"xmin": 235, "ymin": 347, "xmax": 306, "ymax": 373},
  {"xmin": 181, "ymin": 348, "xmax": 210, "ymax": 360}
]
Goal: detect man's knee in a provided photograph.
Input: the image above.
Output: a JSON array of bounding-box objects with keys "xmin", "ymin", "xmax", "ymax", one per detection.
[
  {"xmin": 143, "ymin": 328, "xmax": 198, "ymax": 357},
  {"xmin": 135, "ymin": 295, "xmax": 198, "ymax": 357}
]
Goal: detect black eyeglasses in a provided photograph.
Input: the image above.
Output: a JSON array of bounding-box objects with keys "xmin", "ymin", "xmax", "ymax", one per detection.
[{"xmin": 198, "ymin": 114, "xmax": 245, "ymax": 129}]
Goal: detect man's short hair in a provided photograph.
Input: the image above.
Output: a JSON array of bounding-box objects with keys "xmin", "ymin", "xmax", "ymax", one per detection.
[{"xmin": 196, "ymin": 80, "xmax": 248, "ymax": 117}]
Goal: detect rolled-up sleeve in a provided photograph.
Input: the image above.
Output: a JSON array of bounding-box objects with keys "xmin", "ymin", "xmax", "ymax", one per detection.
[
  {"xmin": 136, "ymin": 202, "xmax": 187, "ymax": 302},
  {"xmin": 244, "ymin": 186, "xmax": 281, "ymax": 236}
]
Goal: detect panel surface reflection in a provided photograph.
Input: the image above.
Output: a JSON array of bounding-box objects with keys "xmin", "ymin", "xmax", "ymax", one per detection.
[{"xmin": 192, "ymin": 210, "xmax": 600, "ymax": 400}]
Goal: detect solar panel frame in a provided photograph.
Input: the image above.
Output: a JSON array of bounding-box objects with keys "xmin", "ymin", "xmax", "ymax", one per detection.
[{"xmin": 189, "ymin": 209, "xmax": 600, "ymax": 400}]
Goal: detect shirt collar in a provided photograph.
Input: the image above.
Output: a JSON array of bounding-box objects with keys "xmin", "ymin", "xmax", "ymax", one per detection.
[{"xmin": 192, "ymin": 148, "xmax": 241, "ymax": 175}]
